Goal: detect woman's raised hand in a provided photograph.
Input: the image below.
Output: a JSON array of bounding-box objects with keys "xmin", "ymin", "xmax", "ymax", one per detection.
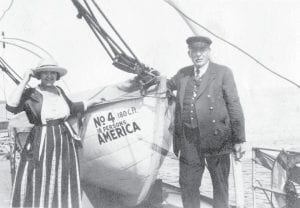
[{"xmin": 23, "ymin": 69, "xmax": 35, "ymax": 83}]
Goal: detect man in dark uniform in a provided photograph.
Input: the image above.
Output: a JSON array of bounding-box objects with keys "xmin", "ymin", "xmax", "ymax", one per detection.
[{"xmin": 168, "ymin": 36, "xmax": 245, "ymax": 208}]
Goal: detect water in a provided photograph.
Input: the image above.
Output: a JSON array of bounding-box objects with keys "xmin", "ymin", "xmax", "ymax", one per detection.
[{"xmin": 158, "ymin": 153, "xmax": 273, "ymax": 208}]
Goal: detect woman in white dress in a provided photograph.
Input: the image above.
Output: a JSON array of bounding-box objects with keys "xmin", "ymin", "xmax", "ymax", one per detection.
[{"xmin": 6, "ymin": 60, "xmax": 96, "ymax": 208}]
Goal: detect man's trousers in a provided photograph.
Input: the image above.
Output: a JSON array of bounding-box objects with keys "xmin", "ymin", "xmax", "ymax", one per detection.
[{"xmin": 179, "ymin": 126, "xmax": 230, "ymax": 208}]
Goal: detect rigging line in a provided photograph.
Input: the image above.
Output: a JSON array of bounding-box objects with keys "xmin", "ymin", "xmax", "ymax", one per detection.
[
  {"xmin": 0, "ymin": 0, "xmax": 14, "ymax": 23},
  {"xmin": 3, "ymin": 37, "xmax": 54, "ymax": 59},
  {"xmin": 0, "ymin": 62, "xmax": 20, "ymax": 85},
  {"xmin": 0, "ymin": 57, "xmax": 22, "ymax": 80},
  {"xmin": 72, "ymin": 0, "xmax": 125, "ymax": 54},
  {"xmin": 0, "ymin": 60, "xmax": 32, "ymax": 88},
  {"xmin": 83, "ymin": 0, "xmax": 121, "ymax": 54},
  {"xmin": 82, "ymin": 0, "xmax": 125, "ymax": 55},
  {"xmin": 81, "ymin": 10, "xmax": 114, "ymax": 60},
  {"xmin": 82, "ymin": 5, "xmax": 126, "ymax": 55},
  {"xmin": 74, "ymin": 1, "xmax": 123, "ymax": 58},
  {"xmin": 0, "ymin": 40, "xmax": 42, "ymax": 58},
  {"xmin": 83, "ymin": 0, "xmax": 99, "ymax": 24},
  {"xmin": 83, "ymin": 12, "xmax": 119, "ymax": 58},
  {"xmin": 90, "ymin": 0, "xmax": 142, "ymax": 65},
  {"xmin": 164, "ymin": 0, "xmax": 300, "ymax": 89},
  {"xmin": 85, "ymin": 1, "xmax": 126, "ymax": 55},
  {"xmin": 0, "ymin": 60, "xmax": 20, "ymax": 79}
]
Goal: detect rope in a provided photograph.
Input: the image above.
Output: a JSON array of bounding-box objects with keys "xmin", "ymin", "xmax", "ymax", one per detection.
[
  {"xmin": 0, "ymin": 60, "xmax": 20, "ymax": 85},
  {"xmin": 0, "ymin": 57, "xmax": 33, "ymax": 87},
  {"xmin": 81, "ymin": 0, "xmax": 115, "ymax": 59},
  {"xmin": 3, "ymin": 37, "xmax": 54, "ymax": 59},
  {"xmin": 74, "ymin": 0, "xmax": 121, "ymax": 60},
  {"xmin": 90, "ymin": 0, "xmax": 142, "ymax": 65},
  {"xmin": 82, "ymin": 10, "xmax": 118, "ymax": 58},
  {"xmin": 0, "ymin": 0, "xmax": 14, "ymax": 23},
  {"xmin": 0, "ymin": 40, "xmax": 42, "ymax": 58},
  {"xmin": 0, "ymin": 57, "xmax": 22, "ymax": 80},
  {"xmin": 164, "ymin": 0, "xmax": 300, "ymax": 89},
  {"xmin": 82, "ymin": 3, "xmax": 125, "ymax": 55},
  {"xmin": 72, "ymin": 0, "xmax": 146, "ymax": 73},
  {"xmin": 84, "ymin": 0, "xmax": 113, "ymax": 57}
]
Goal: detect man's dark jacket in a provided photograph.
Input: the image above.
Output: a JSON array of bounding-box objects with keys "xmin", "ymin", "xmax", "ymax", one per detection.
[{"xmin": 168, "ymin": 62, "xmax": 245, "ymax": 156}]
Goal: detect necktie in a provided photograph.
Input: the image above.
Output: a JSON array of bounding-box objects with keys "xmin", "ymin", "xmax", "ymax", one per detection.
[
  {"xmin": 194, "ymin": 68, "xmax": 201, "ymax": 86},
  {"xmin": 195, "ymin": 68, "xmax": 200, "ymax": 78}
]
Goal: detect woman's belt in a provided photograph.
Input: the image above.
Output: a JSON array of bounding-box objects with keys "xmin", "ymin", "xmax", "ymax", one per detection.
[
  {"xmin": 38, "ymin": 119, "xmax": 80, "ymax": 141},
  {"xmin": 39, "ymin": 118, "xmax": 65, "ymax": 126}
]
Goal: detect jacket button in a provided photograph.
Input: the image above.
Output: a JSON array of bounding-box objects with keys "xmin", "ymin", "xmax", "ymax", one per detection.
[
  {"xmin": 214, "ymin": 130, "xmax": 218, "ymax": 135},
  {"xmin": 212, "ymin": 120, "xmax": 216, "ymax": 123},
  {"xmin": 207, "ymin": 94, "xmax": 211, "ymax": 98},
  {"xmin": 209, "ymin": 106, "xmax": 214, "ymax": 110}
]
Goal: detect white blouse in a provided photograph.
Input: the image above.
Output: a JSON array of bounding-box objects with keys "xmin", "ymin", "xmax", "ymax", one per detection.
[{"xmin": 36, "ymin": 87, "xmax": 70, "ymax": 124}]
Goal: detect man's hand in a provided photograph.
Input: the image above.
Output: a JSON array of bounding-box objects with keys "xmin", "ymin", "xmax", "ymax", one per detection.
[
  {"xmin": 233, "ymin": 143, "xmax": 245, "ymax": 160},
  {"xmin": 85, "ymin": 98, "xmax": 106, "ymax": 109}
]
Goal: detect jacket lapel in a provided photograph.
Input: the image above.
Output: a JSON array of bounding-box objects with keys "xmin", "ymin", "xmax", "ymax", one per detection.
[
  {"xmin": 26, "ymin": 88, "xmax": 43, "ymax": 123},
  {"xmin": 30, "ymin": 89, "xmax": 43, "ymax": 103},
  {"xmin": 196, "ymin": 62, "xmax": 217, "ymax": 99},
  {"xmin": 179, "ymin": 66, "xmax": 193, "ymax": 107}
]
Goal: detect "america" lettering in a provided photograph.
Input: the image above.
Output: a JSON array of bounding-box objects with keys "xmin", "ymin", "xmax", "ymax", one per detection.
[{"xmin": 97, "ymin": 121, "xmax": 141, "ymax": 145}]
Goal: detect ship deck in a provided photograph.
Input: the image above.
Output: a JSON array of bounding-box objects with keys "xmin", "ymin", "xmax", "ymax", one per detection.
[
  {"xmin": 81, "ymin": 179, "xmax": 217, "ymax": 208},
  {"xmin": 0, "ymin": 159, "xmax": 234, "ymax": 208}
]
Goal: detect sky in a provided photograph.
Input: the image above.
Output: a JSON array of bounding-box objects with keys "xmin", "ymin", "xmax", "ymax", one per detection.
[{"xmin": 0, "ymin": 0, "xmax": 300, "ymax": 145}]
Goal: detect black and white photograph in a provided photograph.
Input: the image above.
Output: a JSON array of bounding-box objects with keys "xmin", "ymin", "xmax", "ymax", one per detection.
[{"xmin": 0, "ymin": 0, "xmax": 300, "ymax": 207}]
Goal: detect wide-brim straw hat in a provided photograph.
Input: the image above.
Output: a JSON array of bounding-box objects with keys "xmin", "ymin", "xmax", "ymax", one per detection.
[{"xmin": 33, "ymin": 58, "xmax": 67, "ymax": 79}]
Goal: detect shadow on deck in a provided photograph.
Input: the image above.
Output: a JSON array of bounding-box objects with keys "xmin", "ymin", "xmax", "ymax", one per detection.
[{"xmin": 82, "ymin": 179, "xmax": 215, "ymax": 208}]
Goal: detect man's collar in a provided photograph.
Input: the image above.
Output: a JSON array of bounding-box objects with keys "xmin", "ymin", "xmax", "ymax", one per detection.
[{"xmin": 194, "ymin": 61, "xmax": 209, "ymax": 77}]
